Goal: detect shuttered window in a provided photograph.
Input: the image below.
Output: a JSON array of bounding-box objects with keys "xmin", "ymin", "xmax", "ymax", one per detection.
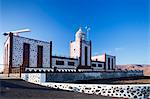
[
  {"xmin": 23, "ymin": 43, "xmax": 30, "ymax": 67},
  {"xmin": 56, "ymin": 60, "xmax": 64, "ymax": 65},
  {"xmin": 37, "ymin": 45, "xmax": 43, "ymax": 67},
  {"xmin": 98, "ymin": 64, "xmax": 102, "ymax": 67},
  {"xmin": 68, "ymin": 62, "xmax": 75, "ymax": 66},
  {"xmin": 108, "ymin": 58, "xmax": 110, "ymax": 70},
  {"xmin": 92, "ymin": 64, "xmax": 96, "ymax": 67}
]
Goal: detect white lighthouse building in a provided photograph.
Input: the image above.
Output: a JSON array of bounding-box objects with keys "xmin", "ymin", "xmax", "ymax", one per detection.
[
  {"xmin": 3, "ymin": 27, "xmax": 116, "ymax": 74},
  {"xmin": 70, "ymin": 28, "xmax": 92, "ymax": 69}
]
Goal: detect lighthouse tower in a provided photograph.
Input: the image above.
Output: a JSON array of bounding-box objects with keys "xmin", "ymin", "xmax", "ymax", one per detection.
[{"xmin": 70, "ymin": 27, "xmax": 91, "ymax": 69}]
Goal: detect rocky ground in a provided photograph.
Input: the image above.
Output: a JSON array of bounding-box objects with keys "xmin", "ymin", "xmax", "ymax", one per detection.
[
  {"xmin": 116, "ymin": 64, "xmax": 150, "ymax": 76},
  {"xmin": 0, "ymin": 79, "xmax": 118, "ymax": 99}
]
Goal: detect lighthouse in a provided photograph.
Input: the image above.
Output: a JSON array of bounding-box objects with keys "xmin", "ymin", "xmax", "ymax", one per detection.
[{"xmin": 70, "ymin": 27, "xmax": 91, "ymax": 69}]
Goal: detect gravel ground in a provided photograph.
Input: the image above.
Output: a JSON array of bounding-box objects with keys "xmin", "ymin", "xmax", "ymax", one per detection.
[{"xmin": 0, "ymin": 79, "xmax": 119, "ymax": 99}]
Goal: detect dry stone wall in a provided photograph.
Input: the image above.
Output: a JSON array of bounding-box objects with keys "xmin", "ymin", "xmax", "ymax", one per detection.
[{"xmin": 21, "ymin": 72, "xmax": 149, "ymax": 99}]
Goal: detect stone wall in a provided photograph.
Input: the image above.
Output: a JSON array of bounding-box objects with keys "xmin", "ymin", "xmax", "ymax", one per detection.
[
  {"xmin": 12, "ymin": 36, "xmax": 51, "ymax": 68},
  {"xmin": 21, "ymin": 70, "xmax": 143, "ymax": 83},
  {"xmin": 52, "ymin": 57, "xmax": 78, "ymax": 69},
  {"xmin": 21, "ymin": 72, "xmax": 149, "ymax": 99},
  {"xmin": 42, "ymin": 82, "xmax": 150, "ymax": 99},
  {"xmin": 46, "ymin": 70, "xmax": 143, "ymax": 82},
  {"xmin": 21, "ymin": 73, "xmax": 45, "ymax": 84}
]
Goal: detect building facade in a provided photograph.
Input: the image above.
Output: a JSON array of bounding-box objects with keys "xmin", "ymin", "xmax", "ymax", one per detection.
[{"xmin": 3, "ymin": 28, "xmax": 116, "ymax": 73}]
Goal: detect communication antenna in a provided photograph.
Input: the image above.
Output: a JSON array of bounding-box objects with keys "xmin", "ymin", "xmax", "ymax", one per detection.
[
  {"xmin": 85, "ymin": 26, "xmax": 90, "ymax": 41},
  {"xmin": 3, "ymin": 28, "xmax": 31, "ymax": 36}
]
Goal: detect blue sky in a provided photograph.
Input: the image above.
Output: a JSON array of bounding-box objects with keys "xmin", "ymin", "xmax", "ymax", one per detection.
[{"xmin": 0, "ymin": 0, "xmax": 149, "ymax": 69}]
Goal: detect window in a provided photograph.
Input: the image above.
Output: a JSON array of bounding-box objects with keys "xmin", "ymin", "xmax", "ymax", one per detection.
[
  {"xmin": 37, "ymin": 45, "xmax": 43, "ymax": 67},
  {"xmin": 98, "ymin": 64, "xmax": 102, "ymax": 67},
  {"xmin": 56, "ymin": 60, "xmax": 64, "ymax": 65},
  {"xmin": 108, "ymin": 58, "xmax": 110, "ymax": 70},
  {"xmin": 112, "ymin": 58, "xmax": 113, "ymax": 69},
  {"xmin": 68, "ymin": 61, "xmax": 75, "ymax": 66},
  {"xmin": 85, "ymin": 46, "xmax": 88, "ymax": 66},
  {"xmin": 92, "ymin": 64, "xmax": 96, "ymax": 67},
  {"xmin": 23, "ymin": 43, "xmax": 30, "ymax": 67}
]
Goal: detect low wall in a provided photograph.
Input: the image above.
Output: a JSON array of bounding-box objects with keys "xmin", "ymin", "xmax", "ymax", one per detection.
[
  {"xmin": 46, "ymin": 71, "xmax": 143, "ymax": 82},
  {"xmin": 21, "ymin": 73, "xmax": 45, "ymax": 84},
  {"xmin": 21, "ymin": 73, "xmax": 149, "ymax": 99},
  {"xmin": 41, "ymin": 83, "xmax": 150, "ymax": 99},
  {"xmin": 21, "ymin": 70, "xmax": 143, "ymax": 83}
]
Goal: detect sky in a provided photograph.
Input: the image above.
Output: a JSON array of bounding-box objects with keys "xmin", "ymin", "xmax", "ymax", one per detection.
[{"xmin": 0, "ymin": 0, "xmax": 149, "ymax": 70}]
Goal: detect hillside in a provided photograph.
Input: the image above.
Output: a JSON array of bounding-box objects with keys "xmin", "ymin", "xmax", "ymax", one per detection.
[{"xmin": 116, "ymin": 64, "xmax": 150, "ymax": 76}]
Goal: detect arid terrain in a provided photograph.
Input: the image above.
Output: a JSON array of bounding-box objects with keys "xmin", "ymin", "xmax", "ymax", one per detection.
[{"xmin": 117, "ymin": 64, "xmax": 150, "ymax": 76}]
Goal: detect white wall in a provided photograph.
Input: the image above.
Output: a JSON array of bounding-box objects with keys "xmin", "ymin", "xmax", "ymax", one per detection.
[
  {"xmin": 91, "ymin": 61, "xmax": 104, "ymax": 70},
  {"xmin": 92, "ymin": 54, "xmax": 105, "ymax": 62},
  {"xmin": 42, "ymin": 82, "xmax": 149, "ymax": 99},
  {"xmin": 4, "ymin": 37, "xmax": 10, "ymax": 70},
  {"xmin": 81, "ymin": 42, "xmax": 91, "ymax": 66},
  {"xmin": 92, "ymin": 54, "xmax": 116, "ymax": 70},
  {"xmin": 70, "ymin": 40, "xmax": 91, "ymax": 67},
  {"xmin": 105, "ymin": 55, "xmax": 116, "ymax": 70},
  {"xmin": 70, "ymin": 41, "xmax": 80, "ymax": 58},
  {"xmin": 12, "ymin": 36, "xmax": 51, "ymax": 68},
  {"xmin": 52, "ymin": 57, "xmax": 78, "ymax": 69},
  {"xmin": 21, "ymin": 73, "xmax": 46, "ymax": 84}
]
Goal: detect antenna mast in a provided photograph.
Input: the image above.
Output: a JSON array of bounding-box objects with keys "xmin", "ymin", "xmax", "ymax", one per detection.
[{"xmin": 3, "ymin": 28, "xmax": 31, "ymax": 36}]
